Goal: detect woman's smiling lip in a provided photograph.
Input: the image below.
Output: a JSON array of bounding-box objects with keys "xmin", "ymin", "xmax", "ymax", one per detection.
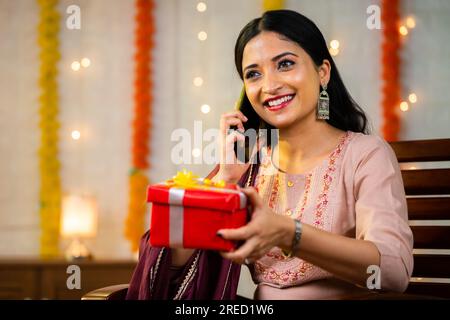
[{"xmin": 263, "ymin": 94, "xmax": 296, "ymax": 111}]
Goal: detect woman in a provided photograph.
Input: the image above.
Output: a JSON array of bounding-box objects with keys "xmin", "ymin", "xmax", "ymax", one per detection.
[{"xmin": 126, "ymin": 9, "xmax": 413, "ymax": 300}]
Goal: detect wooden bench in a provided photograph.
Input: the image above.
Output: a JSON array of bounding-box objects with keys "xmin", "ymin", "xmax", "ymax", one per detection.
[
  {"xmin": 82, "ymin": 137, "xmax": 450, "ymax": 300},
  {"xmin": 390, "ymin": 138, "xmax": 450, "ymax": 299}
]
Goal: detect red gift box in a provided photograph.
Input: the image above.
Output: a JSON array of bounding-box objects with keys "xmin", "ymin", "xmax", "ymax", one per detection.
[{"xmin": 147, "ymin": 174, "xmax": 248, "ymax": 251}]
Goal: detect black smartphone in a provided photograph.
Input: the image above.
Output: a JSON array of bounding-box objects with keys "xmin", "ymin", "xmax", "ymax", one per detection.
[
  {"xmin": 232, "ymin": 87, "xmax": 254, "ymax": 163},
  {"xmin": 232, "ymin": 127, "xmax": 251, "ymax": 164}
]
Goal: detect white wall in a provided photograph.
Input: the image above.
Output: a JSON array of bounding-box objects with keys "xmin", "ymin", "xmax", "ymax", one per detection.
[
  {"xmin": 1, "ymin": 0, "xmax": 41, "ymax": 256},
  {"xmin": 0, "ymin": 0, "xmax": 449, "ymax": 260}
]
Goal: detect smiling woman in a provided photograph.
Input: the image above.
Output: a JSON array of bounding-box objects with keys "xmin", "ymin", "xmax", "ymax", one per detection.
[{"xmin": 126, "ymin": 10, "xmax": 413, "ymax": 300}]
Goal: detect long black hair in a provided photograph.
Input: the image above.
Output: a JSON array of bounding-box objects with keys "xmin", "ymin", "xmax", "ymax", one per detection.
[{"xmin": 234, "ymin": 10, "xmax": 369, "ymax": 135}]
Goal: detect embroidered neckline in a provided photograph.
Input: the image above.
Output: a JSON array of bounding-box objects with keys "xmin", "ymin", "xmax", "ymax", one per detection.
[
  {"xmin": 267, "ymin": 131, "xmax": 351, "ymax": 176},
  {"xmin": 271, "ymin": 132, "xmax": 350, "ymax": 225}
]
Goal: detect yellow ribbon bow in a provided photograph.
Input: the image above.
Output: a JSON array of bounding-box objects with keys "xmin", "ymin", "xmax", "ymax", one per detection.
[{"xmin": 167, "ymin": 169, "xmax": 226, "ymax": 189}]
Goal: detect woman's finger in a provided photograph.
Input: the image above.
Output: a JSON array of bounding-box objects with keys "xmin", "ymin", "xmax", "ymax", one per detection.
[
  {"xmin": 220, "ymin": 117, "xmax": 245, "ymax": 134},
  {"xmin": 220, "ymin": 237, "xmax": 259, "ymax": 264},
  {"xmin": 217, "ymin": 224, "xmax": 252, "ymax": 241},
  {"xmin": 240, "ymin": 187, "xmax": 263, "ymax": 208},
  {"xmin": 223, "ymin": 111, "xmax": 248, "ymax": 123},
  {"xmin": 221, "ymin": 131, "xmax": 245, "ymax": 164},
  {"xmin": 224, "ymin": 130, "xmax": 245, "ymax": 145}
]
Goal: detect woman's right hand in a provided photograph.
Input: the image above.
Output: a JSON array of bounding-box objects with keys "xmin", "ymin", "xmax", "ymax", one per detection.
[{"xmin": 215, "ymin": 110, "xmax": 254, "ymax": 184}]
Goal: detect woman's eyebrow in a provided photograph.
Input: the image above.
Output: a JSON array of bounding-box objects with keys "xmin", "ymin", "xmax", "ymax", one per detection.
[
  {"xmin": 243, "ymin": 51, "xmax": 299, "ymax": 72},
  {"xmin": 272, "ymin": 51, "xmax": 298, "ymax": 62}
]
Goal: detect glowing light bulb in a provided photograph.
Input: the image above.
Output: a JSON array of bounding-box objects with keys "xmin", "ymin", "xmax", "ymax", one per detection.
[
  {"xmin": 330, "ymin": 40, "xmax": 340, "ymax": 50},
  {"xmin": 201, "ymin": 104, "xmax": 210, "ymax": 114},
  {"xmin": 192, "ymin": 148, "xmax": 201, "ymax": 158},
  {"xmin": 81, "ymin": 57, "xmax": 91, "ymax": 68},
  {"xmin": 71, "ymin": 61, "xmax": 81, "ymax": 71},
  {"xmin": 409, "ymin": 93, "xmax": 417, "ymax": 103},
  {"xmin": 406, "ymin": 17, "xmax": 416, "ymax": 29},
  {"xmin": 399, "ymin": 25, "xmax": 408, "ymax": 36},
  {"xmin": 400, "ymin": 101, "xmax": 409, "ymax": 112},
  {"xmin": 198, "ymin": 31, "xmax": 208, "ymax": 41},
  {"xmin": 197, "ymin": 2, "xmax": 207, "ymax": 12},
  {"xmin": 71, "ymin": 130, "xmax": 81, "ymax": 140},
  {"xmin": 193, "ymin": 77, "xmax": 204, "ymax": 87},
  {"xmin": 329, "ymin": 47, "xmax": 339, "ymax": 56}
]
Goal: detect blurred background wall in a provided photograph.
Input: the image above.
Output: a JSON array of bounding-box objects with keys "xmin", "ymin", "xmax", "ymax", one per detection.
[{"xmin": 0, "ymin": 0, "xmax": 449, "ymax": 259}]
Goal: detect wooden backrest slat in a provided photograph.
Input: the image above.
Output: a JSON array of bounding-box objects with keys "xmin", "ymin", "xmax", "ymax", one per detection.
[
  {"xmin": 402, "ymin": 169, "xmax": 450, "ymax": 195},
  {"xmin": 407, "ymin": 197, "xmax": 450, "ymax": 220},
  {"xmin": 412, "ymin": 254, "xmax": 450, "ymax": 278},
  {"xmin": 390, "ymin": 139, "xmax": 450, "ymax": 162},
  {"xmin": 410, "ymin": 226, "xmax": 450, "ymax": 249}
]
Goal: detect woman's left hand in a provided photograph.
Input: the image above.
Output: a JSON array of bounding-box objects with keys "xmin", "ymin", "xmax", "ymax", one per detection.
[{"xmin": 217, "ymin": 187, "xmax": 294, "ymax": 264}]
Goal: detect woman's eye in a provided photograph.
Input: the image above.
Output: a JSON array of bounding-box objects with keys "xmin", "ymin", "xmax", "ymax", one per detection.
[
  {"xmin": 278, "ymin": 59, "xmax": 295, "ymax": 70},
  {"xmin": 245, "ymin": 70, "xmax": 259, "ymax": 79}
]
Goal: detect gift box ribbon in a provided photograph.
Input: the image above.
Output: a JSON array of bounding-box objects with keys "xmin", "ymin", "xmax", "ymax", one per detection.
[{"xmin": 169, "ymin": 188, "xmax": 185, "ymax": 247}]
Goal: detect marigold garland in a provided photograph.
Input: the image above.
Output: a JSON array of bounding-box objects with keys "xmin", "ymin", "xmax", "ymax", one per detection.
[
  {"xmin": 37, "ymin": 0, "xmax": 62, "ymax": 257},
  {"xmin": 125, "ymin": 0, "xmax": 154, "ymax": 252},
  {"xmin": 263, "ymin": 0, "xmax": 284, "ymax": 11},
  {"xmin": 381, "ymin": 0, "xmax": 401, "ymax": 141}
]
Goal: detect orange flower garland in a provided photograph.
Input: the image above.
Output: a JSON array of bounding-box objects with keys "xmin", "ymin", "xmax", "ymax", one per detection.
[
  {"xmin": 125, "ymin": 0, "xmax": 154, "ymax": 252},
  {"xmin": 381, "ymin": 0, "xmax": 401, "ymax": 141}
]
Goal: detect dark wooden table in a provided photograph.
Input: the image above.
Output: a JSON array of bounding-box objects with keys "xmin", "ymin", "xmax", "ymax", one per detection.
[{"xmin": 0, "ymin": 258, "xmax": 136, "ymax": 300}]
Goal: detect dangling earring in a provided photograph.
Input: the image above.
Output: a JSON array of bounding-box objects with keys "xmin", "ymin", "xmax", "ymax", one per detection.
[{"xmin": 317, "ymin": 83, "xmax": 330, "ymax": 120}]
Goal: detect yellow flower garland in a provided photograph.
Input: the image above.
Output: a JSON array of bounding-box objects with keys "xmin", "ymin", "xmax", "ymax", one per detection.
[
  {"xmin": 263, "ymin": 0, "xmax": 284, "ymax": 11},
  {"xmin": 37, "ymin": 0, "xmax": 61, "ymax": 257}
]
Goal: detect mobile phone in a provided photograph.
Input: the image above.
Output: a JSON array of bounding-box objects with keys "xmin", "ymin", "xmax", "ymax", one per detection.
[
  {"xmin": 232, "ymin": 127, "xmax": 251, "ymax": 163},
  {"xmin": 233, "ymin": 87, "xmax": 252, "ymax": 163}
]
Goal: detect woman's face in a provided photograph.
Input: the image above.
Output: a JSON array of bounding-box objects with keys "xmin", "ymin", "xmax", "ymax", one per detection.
[{"xmin": 242, "ymin": 31, "xmax": 329, "ymax": 130}]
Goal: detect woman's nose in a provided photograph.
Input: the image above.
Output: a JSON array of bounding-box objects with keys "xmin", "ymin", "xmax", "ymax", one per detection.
[{"xmin": 261, "ymin": 74, "xmax": 282, "ymax": 94}]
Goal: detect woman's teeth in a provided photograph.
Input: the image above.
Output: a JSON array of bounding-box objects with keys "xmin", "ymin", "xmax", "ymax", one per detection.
[{"xmin": 267, "ymin": 95, "xmax": 293, "ymax": 107}]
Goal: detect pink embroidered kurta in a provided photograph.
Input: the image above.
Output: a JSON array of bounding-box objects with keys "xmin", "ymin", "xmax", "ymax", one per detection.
[{"xmin": 251, "ymin": 131, "xmax": 414, "ymax": 299}]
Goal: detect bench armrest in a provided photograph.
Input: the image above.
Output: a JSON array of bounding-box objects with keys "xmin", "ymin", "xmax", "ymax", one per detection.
[
  {"xmin": 336, "ymin": 290, "xmax": 442, "ymax": 300},
  {"xmin": 81, "ymin": 284, "xmax": 129, "ymax": 300}
]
